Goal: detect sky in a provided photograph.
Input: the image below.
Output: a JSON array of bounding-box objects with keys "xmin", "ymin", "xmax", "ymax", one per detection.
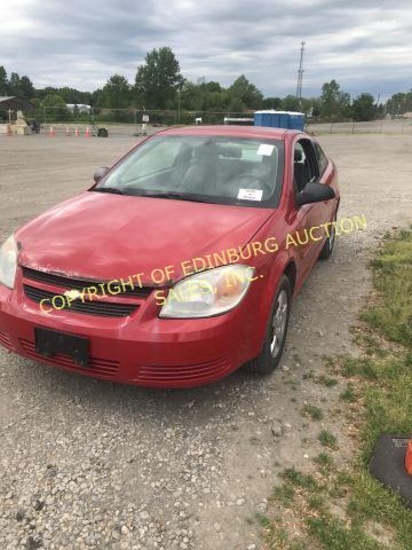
[{"xmin": 1, "ymin": 0, "xmax": 412, "ymax": 101}]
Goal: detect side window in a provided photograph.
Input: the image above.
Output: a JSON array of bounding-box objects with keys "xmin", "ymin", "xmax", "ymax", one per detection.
[
  {"xmin": 313, "ymin": 142, "xmax": 328, "ymax": 176},
  {"xmin": 293, "ymin": 139, "xmax": 319, "ymax": 193}
]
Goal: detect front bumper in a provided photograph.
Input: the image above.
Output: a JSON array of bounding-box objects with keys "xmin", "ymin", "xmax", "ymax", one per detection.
[{"xmin": 0, "ymin": 280, "xmax": 258, "ymax": 388}]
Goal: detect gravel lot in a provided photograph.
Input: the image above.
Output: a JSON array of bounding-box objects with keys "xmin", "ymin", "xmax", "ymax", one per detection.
[{"xmin": 0, "ymin": 132, "xmax": 411, "ymax": 550}]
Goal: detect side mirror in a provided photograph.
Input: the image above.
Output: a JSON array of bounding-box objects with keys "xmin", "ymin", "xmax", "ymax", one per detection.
[
  {"xmin": 296, "ymin": 182, "xmax": 335, "ymax": 207},
  {"xmin": 93, "ymin": 166, "xmax": 110, "ymax": 183}
]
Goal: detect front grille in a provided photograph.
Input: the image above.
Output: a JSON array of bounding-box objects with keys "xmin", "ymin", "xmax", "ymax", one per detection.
[
  {"xmin": 138, "ymin": 357, "xmax": 232, "ymax": 384},
  {"xmin": 0, "ymin": 329, "xmax": 13, "ymax": 350},
  {"xmin": 22, "ymin": 266, "xmax": 153, "ymax": 299},
  {"xmin": 19, "ymin": 338, "xmax": 119, "ymax": 378},
  {"xmin": 24, "ymin": 284, "xmax": 138, "ymax": 318}
]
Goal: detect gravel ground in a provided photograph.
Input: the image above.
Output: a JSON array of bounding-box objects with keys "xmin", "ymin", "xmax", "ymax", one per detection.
[{"xmin": 0, "ymin": 132, "xmax": 411, "ymax": 550}]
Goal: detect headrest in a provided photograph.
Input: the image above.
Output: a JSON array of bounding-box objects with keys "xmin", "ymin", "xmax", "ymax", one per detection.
[
  {"xmin": 219, "ymin": 145, "xmax": 242, "ymax": 158},
  {"xmin": 176, "ymin": 144, "xmax": 193, "ymax": 161},
  {"xmin": 194, "ymin": 143, "xmax": 219, "ymax": 162},
  {"xmin": 294, "ymin": 148, "xmax": 303, "ymax": 162}
]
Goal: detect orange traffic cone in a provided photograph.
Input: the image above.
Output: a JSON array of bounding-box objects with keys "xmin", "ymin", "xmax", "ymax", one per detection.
[
  {"xmin": 48, "ymin": 125, "xmax": 55, "ymax": 137},
  {"xmin": 75, "ymin": 127, "xmax": 80, "ymax": 137},
  {"xmin": 85, "ymin": 126, "xmax": 90, "ymax": 138},
  {"xmin": 405, "ymin": 440, "xmax": 412, "ymax": 475},
  {"xmin": 65, "ymin": 126, "xmax": 70, "ymax": 137}
]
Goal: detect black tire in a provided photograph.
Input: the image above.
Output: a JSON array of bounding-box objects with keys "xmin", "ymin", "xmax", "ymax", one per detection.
[
  {"xmin": 97, "ymin": 128, "xmax": 108, "ymax": 137},
  {"xmin": 247, "ymin": 275, "xmax": 292, "ymax": 375},
  {"xmin": 319, "ymin": 212, "xmax": 337, "ymax": 260}
]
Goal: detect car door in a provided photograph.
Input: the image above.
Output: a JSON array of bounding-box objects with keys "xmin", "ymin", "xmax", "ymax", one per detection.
[{"xmin": 288, "ymin": 137, "xmax": 329, "ymax": 280}]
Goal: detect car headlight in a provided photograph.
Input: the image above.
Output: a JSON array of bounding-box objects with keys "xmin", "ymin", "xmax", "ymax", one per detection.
[
  {"xmin": 159, "ymin": 264, "xmax": 255, "ymax": 318},
  {"xmin": 0, "ymin": 235, "xmax": 18, "ymax": 289}
]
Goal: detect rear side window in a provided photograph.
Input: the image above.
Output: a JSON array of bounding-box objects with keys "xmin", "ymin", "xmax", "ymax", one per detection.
[{"xmin": 313, "ymin": 142, "xmax": 328, "ymax": 176}]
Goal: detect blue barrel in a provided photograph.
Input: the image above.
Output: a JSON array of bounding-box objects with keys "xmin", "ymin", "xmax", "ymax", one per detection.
[
  {"xmin": 278, "ymin": 112, "xmax": 290, "ymax": 128},
  {"xmin": 288, "ymin": 112, "xmax": 305, "ymax": 131},
  {"xmin": 254, "ymin": 111, "xmax": 281, "ymax": 127},
  {"xmin": 254, "ymin": 110, "xmax": 305, "ymax": 130}
]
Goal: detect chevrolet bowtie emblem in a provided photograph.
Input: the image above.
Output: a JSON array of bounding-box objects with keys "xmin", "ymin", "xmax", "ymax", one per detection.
[{"xmin": 64, "ymin": 289, "xmax": 83, "ymax": 301}]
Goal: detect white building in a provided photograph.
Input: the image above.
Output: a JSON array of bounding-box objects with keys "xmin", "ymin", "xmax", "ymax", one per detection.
[{"xmin": 66, "ymin": 103, "xmax": 92, "ymax": 114}]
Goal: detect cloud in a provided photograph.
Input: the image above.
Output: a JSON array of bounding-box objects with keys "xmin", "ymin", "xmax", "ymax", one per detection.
[{"xmin": 1, "ymin": 0, "xmax": 412, "ymax": 98}]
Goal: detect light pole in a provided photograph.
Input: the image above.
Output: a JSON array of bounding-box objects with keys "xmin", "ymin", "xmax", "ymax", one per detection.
[
  {"xmin": 296, "ymin": 41, "xmax": 305, "ymax": 110},
  {"xmin": 177, "ymin": 87, "xmax": 182, "ymax": 124}
]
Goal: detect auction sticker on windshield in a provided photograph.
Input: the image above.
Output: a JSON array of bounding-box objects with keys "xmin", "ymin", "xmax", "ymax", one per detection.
[{"xmin": 238, "ymin": 188, "xmax": 263, "ymax": 201}]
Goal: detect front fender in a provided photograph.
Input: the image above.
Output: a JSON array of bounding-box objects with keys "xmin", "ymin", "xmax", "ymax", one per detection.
[{"xmin": 248, "ymin": 248, "xmax": 295, "ymax": 358}]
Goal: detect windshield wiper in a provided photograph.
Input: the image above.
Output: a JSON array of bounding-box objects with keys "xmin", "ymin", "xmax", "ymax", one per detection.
[
  {"xmin": 92, "ymin": 187, "xmax": 126, "ymax": 195},
  {"xmin": 140, "ymin": 191, "xmax": 215, "ymax": 203}
]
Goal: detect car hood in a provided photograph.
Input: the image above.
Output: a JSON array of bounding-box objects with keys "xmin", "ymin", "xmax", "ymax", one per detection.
[{"xmin": 17, "ymin": 192, "xmax": 273, "ymax": 283}]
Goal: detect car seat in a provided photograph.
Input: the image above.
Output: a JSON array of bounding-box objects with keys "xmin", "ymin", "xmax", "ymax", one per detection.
[{"xmin": 180, "ymin": 142, "xmax": 218, "ymax": 194}]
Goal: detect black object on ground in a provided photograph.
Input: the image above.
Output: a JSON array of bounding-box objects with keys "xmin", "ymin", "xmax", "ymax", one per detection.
[{"xmin": 369, "ymin": 434, "xmax": 412, "ymax": 508}]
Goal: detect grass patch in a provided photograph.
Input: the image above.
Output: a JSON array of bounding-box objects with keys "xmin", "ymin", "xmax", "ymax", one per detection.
[
  {"xmin": 362, "ymin": 229, "xmax": 412, "ymax": 347},
  {"xmin": 318, "ymin": 430, "xmax": 338, "ymax": 450},
  {"xmin": 340, "ymin": 383, "xmax": 357, "ymax": 403},
  {"xmin": 305, "ymin": 516, "xmax": 381, "ymax": 549},
  {"xmin": 316, "ymin": 374, "xmax": 339, "ymax": 387},
  {"xmin": 301, "ymin": 404, "xmax": 324, "ymax": 421},
  {"xmin": 262, "ymin": 229, "xmax": 412, "ymax": 549},
  {"xmin": 313, "ymin": 452, "xmax": 334, "ymax": 471}
]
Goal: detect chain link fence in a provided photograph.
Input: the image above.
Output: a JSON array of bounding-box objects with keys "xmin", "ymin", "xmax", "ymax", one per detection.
[
  {"xmin": 306, "ymin": 118, "xmax": 412, "ymax": 135},
  {"xmin": 35, "ymin": 107, "xmax": 253, "ymax": 128},
  {"xmin": 6, "ymin": 105, "xmax": 412, "ymax": 136}
]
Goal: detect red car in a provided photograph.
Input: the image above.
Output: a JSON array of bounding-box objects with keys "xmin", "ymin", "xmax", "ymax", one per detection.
[{"xmin": 0, "ymin": 126, "xmax": 339, "ymax": 388}]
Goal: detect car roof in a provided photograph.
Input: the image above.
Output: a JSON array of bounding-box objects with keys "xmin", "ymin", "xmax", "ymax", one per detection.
[{"xmin": 156, "ymin": 125, "xmax": 302, "ymax": 141}]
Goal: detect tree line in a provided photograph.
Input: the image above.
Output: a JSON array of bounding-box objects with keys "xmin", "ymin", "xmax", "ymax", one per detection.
[{"xmin": 1, "ymin": 47, "xmax": 411, "ymax": 123}]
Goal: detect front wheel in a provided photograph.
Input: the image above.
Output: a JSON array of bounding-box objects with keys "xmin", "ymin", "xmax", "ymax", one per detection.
[
  {"xmin": 247, "ymin": 275, "xmax": 292, "ymax": 375},
  {"xmin": 319, "ymin": 213, "xmax": 337, "ymax": 260}
]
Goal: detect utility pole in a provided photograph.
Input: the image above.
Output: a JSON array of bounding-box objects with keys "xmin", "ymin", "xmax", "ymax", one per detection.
[{"xmin": 296, "ymin": 41, "xmax": 305, "ymax": 108}]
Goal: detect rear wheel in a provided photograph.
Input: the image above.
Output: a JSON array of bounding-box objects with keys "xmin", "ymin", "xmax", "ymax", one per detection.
[{"xmin": 247, "ymin": 275, "xmax": 292, "ymax": 375}]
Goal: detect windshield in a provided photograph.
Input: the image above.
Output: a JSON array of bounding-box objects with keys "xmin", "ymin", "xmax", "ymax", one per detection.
[{"xmin": 93, "ymin": 135, "xmax": 284, "ymax": 207}]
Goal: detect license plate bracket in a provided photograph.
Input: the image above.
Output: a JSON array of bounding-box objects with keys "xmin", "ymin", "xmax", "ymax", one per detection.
[{"xmin": 34, "ymin": 327, "xmax": 89, "ymax": 367}]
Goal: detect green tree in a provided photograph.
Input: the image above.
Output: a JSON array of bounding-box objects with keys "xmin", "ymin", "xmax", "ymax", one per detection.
[
  {"xmin": 0, "ymin": 66, "xmax": 8, "ymax": 95},
  {"xmin": 42, "ymin": 94, "xmax": 70, "ymax": 122},
  {"xmin": 320, "ymin": 80, "xmax": 351, "ymax": 121},
  {"xmin": 205, "ymin": 91, "xmax": 226, "ymax": 111},
  {"xmin": 135, "ymin": 47, "xmax": 183, "ymax": 109},
  {"xmin": 20, "ymin": 76, "xmax": 35, "ymax": 100},
  {"xmin": 303, "ymin": 97, "xmax": 322, "ymax": 118},
  {"xmin": 35, "ymin": 86, "xmax": 59, "ymax": 100},
  {"xmin": 385, "ymin": 91, "xmax": 412, "ymax": 117},
  {"xmin": 8, "ymin": 72, "xmax": 22, "ymax": 96},
  {"xmin": 90, "ymin": 88, "xmax": 104, "ymax": 108},
  {"xmin": 58, "ymin": 87, "xmax": 91, "ymax": 105},
  {"xmin": 102, "ymin": 74, "xmax": 131, "ymax": 109},
  {"xmin": 227, "ymin": 75, "xmax": 263, "ymax": 110},
  {"xmin": 351, "ymin": 93, "xmax": 377, "ymax": 121},
  {"xmin": 282, "ymin": 95, "xmax": 301, "ymax": 111},
  {"xmin": 181, "ymin": 81, "xmax": 205, "ymax": 111},
  {"xmin": 30, "ymin": 98, "xmax": 43, "ymax": 122},
  {"xmin": 262, "ymin": 97, "xmax": 282, "ymax": 109},
  {"xmin": 227, "ymin": 97, "xmax": 247, "ymax": 113},
  {"xmin": 200, "ymin": 81, "xmax": 222, "ymax": 94},
  {"xmin": 6, "ymin": 72, "xmax": 35, "ymax": 100}
]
